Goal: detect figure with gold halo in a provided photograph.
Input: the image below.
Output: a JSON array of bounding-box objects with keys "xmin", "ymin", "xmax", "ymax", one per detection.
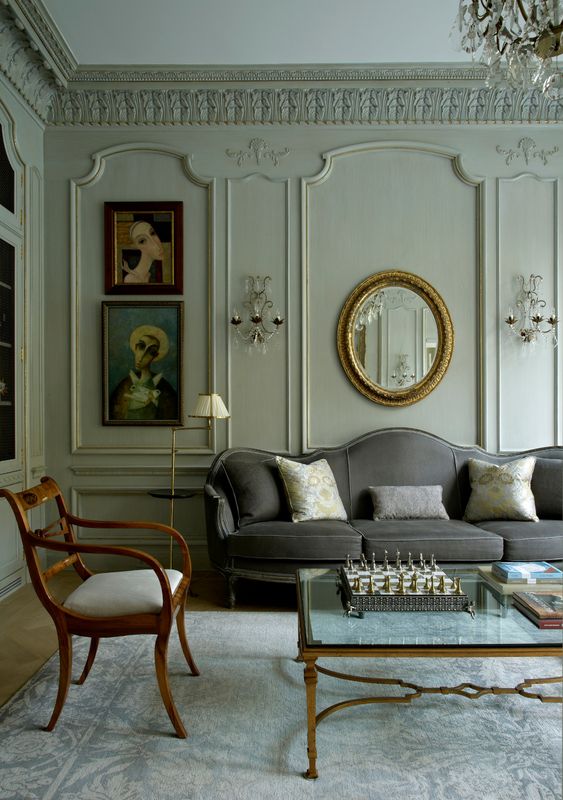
[{"xmin": 109, "ymin": 324, "xmax": 177, "ymax": 420}]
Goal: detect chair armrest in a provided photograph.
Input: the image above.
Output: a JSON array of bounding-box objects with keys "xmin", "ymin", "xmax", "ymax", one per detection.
[
  {"xmin": 204, "ymin": 483, "xmax": 234, "ymax": 540},
  {"xmin": 66, "ymin": 514, "xmax": 191, "ymax": 576},
  {"xmin": 32, "ymin": 536, "xmax": 186, "ymax": 618}
]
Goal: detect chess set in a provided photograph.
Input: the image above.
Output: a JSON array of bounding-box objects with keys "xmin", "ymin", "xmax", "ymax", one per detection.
[{"xmin": 339, "ymin": 551, "xmax": 475, "ymax": 616}]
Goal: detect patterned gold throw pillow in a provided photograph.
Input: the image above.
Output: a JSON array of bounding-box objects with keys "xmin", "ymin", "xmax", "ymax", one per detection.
[
  {"xmin": 276, "ymin": 457, "xmax": 347, "ymax": 523},
  {"xmin": 463, "ymin": 457, "xmax": 539, "ymax": 522}
]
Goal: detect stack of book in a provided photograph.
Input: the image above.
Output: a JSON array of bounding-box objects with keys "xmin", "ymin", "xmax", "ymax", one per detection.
[
  {"xmin": 511, "ymin": 591, "xmax": 563, "ymax": 629},
  {"xmin": 478, "ymin": 562, "xmax": 563, "ymax": 594}
]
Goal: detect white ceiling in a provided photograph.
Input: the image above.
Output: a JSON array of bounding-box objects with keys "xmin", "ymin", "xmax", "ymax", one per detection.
[{"xmin": 40, "ymin": 0, "xmax": 468, "ymax": 67}]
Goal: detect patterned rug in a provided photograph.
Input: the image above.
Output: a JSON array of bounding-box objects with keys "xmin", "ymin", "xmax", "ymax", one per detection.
[{"xmin": 0, "ymin": 611, "xmax": 561, "ymax": 800}]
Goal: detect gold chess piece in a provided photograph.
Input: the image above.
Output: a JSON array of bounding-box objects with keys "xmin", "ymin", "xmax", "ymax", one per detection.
[
  {"xmin": 438, "ymin": 575, "xmax": 446, "ymax": 593},
  {"xmin": 395, "ymin": 573, "xmax": 406, "ymax": 595},
  {"xmin": 409, "ymin": 572, "xmax": 419, "ymax": 593},
  {"xmin": 383, "ymin": 574, "xmax": 391, "ymax": 593},
  {"xmin": 369, "ymin": 575, "xmax": 376, "ymax": 594},
  {"xmin": 454, "ymin": 577, "xmax": 463, "ymax": 595},
  {"xmin": 427, "ymin": 576, "xmax": 436, "ymax": 595},
  {"xmin": 424, "ymin": 576, "xmax": 431, "ymax": 592}
]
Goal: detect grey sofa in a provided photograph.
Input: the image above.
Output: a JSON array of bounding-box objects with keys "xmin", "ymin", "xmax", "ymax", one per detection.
[{"xmin": 204, "ymin": 428, "xmax": 563, "ymax": 606}]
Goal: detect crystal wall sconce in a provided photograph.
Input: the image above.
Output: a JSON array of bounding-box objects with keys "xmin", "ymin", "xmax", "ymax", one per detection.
[
  {"xmin": 505, "ymin": 274, "xmax": 559, "ymax": 345},
  {"xmin": 391, "ymin": 354, "xmax": 415, "ymax": 387},
  {"xmin": 230, "ymin": 275, "xmax": 284, "ymax": 353}
]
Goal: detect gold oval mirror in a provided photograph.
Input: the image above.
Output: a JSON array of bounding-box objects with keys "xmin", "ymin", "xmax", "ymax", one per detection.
[{"xmin": 337, "ymin": 270, "xmax": 453, "ymax": 406}]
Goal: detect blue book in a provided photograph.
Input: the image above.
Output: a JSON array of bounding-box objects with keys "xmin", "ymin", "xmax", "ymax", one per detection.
[{"xmin": 492, "ymin": 561, "xmax": 563, "ymax": 583}]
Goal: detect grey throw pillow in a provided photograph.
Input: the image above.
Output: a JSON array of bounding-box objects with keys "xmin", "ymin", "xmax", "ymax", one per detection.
[{"xmin": 369, "ymin": 485, "xmax": 449, "ymax": 520}]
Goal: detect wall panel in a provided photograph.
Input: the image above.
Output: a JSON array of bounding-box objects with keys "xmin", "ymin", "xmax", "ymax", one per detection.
[
  {"xmin": 498, "ymin": 176, "xmax": 559, "ymax": 451},
  {"xmin": 227, "ymin": 175, "xmax": 290, "ymax": 452},
  {"xmin": 304, "ymin": 143, "xmax": 481, "ymax": 447}
]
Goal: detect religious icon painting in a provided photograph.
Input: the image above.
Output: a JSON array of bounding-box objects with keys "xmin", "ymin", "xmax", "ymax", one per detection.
[
  {"xmin": 102, "ymin": 301, "xmax": 183, "ymax": 426},
  {"xmin": 104, "ymin": 201, "xmax": 183, "ymax": 294}
]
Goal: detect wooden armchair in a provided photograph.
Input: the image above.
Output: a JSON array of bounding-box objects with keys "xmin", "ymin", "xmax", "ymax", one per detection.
[{"xmin": 0, "ymin": 476, "xmax": 199, "ymax": 738}]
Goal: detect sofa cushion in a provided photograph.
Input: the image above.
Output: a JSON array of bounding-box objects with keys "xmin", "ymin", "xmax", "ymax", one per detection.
[
  {"xmin": 463, "ymin": 457, "xmax": 539, "ymax": 522},
  {"xmin": 222, "ymin": 453, "xmax": 286, "ymax": 526},
  {"xmin": 476, "ymin": 520, "xmax": 563, "ymax": 562},
  {"xmin": 227, "ymin": 520, "xmax": 361, "ymax": 560},
  {"xmin": 276, "ymin": 457, "xmax": 347, "ymax": 522},
  {"xmin": 352, "ymin": 519, "xmax": 504, "ymax": 562},
  {"xmin": 532, "ymin": 458, "xmax": 563, "ymax": 519},
  {"xmin": 369, "ymin": 485, "xmax": 449, "ymax": 520}
]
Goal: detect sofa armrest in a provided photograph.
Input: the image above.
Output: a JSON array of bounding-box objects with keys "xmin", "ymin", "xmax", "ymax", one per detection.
[{"xmin": 204, "ymin": 483, "xmax": 235, "ymax": 541}]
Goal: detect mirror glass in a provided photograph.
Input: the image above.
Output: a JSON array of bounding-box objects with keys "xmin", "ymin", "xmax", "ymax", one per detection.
[{"xmin": 337, "ymin": 271, "xmax": 453, "ymax": 406}]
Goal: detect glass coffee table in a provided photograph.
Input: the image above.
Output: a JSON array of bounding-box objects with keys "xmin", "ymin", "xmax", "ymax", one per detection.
[{"xmin": 296, "ymin": 568, "xmax": 562, "ymax": 779}]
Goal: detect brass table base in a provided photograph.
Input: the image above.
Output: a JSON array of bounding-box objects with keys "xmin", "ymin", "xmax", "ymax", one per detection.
[{"xmin": 303, "ymin": 661, "xmax": 562, "ymax": 780}]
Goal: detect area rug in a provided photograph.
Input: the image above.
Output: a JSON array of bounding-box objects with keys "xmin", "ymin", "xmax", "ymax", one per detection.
[{"xmin": 0, "ymin": 612, "xmax": 561, "ymax": 800}]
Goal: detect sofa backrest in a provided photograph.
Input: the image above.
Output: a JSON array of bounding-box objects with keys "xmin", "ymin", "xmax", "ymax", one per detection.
[
  {"xmin": 207, "ymin": 430, "xmax": 563, "ymax": 526},
  {"xmin": 347, "ymin": 430, "xmax": 463, "ymax": 519}
]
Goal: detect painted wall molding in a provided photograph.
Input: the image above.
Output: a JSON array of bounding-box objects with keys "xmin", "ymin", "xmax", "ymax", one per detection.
[{"xmin": 226, "ymin": 138, "xmax": 290, "ymax": 167}]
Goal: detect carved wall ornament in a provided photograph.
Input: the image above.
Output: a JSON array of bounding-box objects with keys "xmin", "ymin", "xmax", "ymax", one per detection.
[
  {"xmin": 226, "ymin": 138, "xmax": 290, "ymax": 167},
  {"xmin": 496, "ymin": 137, "xmax": 559, "ymax": 166}
]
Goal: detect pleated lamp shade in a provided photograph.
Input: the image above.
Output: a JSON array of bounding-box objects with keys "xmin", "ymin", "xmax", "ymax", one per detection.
[{"xmin": 190, "ymin": 393, "xmax": 230, "ymax": 419}]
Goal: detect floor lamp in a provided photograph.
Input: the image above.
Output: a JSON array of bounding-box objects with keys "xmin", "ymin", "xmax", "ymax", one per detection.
[{"xmin": 157, "ymin": 392, "xmax": 230, "ymax": 568}]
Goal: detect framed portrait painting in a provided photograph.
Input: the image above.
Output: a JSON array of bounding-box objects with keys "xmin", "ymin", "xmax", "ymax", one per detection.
[
  {"xmin": 104, "ymin": 201, "xmax": 183, "ymax": 294},
  {"xmin": 102, "ymin": 301, "xmax": 183, "ymax": 426}
]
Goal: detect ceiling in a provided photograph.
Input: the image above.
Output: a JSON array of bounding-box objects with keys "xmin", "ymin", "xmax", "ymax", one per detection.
[{"xmin": 40, "ymin": 0, "xmax": 468, "ymax": 67}]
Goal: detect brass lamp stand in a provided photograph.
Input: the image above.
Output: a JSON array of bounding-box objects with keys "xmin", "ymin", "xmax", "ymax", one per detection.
[{"xmin": 151, "ymin": 393, "xmax": 230, "ymax": 569}]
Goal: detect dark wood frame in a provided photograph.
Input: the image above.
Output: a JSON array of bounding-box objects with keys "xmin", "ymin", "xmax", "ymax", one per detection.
[
  {"xmin": 104, "ymin": 201, "xmax": 183, "ymax": 294},
  {"xmin": 102, "ymin": 300, "xmax": 183, "ymax": 426}
]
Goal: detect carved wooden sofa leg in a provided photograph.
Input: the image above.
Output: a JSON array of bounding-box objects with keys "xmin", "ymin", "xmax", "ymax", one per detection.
[{"xmin": 226, "ymin": 574, "xmax": 238, "ymax": 609}]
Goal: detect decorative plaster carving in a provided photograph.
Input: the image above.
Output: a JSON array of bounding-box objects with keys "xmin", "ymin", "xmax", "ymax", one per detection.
[
  {"xmin": 48, "ymin": 86, "xmax": 561, "ymax": 126},
  {"xmin": 226, "ymin": 138, "xmax": 290, "ymax": 167},
  {"xmin": 0, "ymin": 8, "xmax": 57, "ymax": 120},
  {"xmin": 6, "ymin": 0, "xmax": 77, "ymax": 85},
  {"xmin": 496, "ymin": 137, "xmax": 559, "ymax": 166}
]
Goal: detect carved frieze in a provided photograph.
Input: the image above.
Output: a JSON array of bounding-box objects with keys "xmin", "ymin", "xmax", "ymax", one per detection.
[{"xmin": 48, "ymin": 86, "xmax": 561, "ymax": 126}]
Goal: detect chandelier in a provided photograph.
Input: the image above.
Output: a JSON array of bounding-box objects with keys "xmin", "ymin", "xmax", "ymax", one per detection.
[
  {"xmin": 505, "ymin": 274, "xmax": 559, "ymax": 344},
  {"xmin": 354, "ymin": 291, "xmax": 386, "ymax": 331},
  {"xmin": 452, "ymin": 1, "xmax": 562, "ymax": 98},
  {"xmin": 230, "ymin": 275, "xmax": 284, "ymax": 352}
]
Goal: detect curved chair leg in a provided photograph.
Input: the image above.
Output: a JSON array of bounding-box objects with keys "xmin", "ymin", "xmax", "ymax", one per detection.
[
  {"xmin": 155, "ymin": 632, "xmax": 187, "ymax": 738},
  {"xmin": 176, "ymin": 599, "xmax": 200, "ymax": 676},
  {"xmin": 76, "ymin": 637, "xmax": 99, "ymax": 685},
  {"xmin": 45, "ymin": 626, "xmax": 73, "ymax": 732}
]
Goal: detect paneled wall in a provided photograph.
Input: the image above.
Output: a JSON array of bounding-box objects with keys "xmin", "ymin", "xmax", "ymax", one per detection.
[{"xmin": 43, "ymin": 123, "xmax": 563, "ymax": 569}]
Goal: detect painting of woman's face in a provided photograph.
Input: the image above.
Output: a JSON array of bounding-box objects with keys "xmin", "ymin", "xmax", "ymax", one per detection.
[
  {"xmin": 129, "ymin": 222, "xmax": 164, "ymax": 262},
  {"xmin": 133, "ymin": 334, "xmax": 160, "ymax": 371},
  {"xmin": 104, "ymin": 202, "xmax": 183, "ymax": 295}
]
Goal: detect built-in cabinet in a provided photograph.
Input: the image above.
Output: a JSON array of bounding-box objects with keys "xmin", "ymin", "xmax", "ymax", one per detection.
[{"xmin": 0, "ymin": 117, "xmax": 24, "ymax": 599}]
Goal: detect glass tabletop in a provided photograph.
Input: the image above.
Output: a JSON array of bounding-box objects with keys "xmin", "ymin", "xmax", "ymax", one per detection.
[{"xmin": 297, "ymin": 568, "xmax": 563, "ymax": 650}]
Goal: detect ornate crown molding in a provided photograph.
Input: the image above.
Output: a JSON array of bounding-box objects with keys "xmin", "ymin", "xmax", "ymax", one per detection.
[
  {"xmin": 0, "ymin": 4, "xmax": 58, "ymax": 121},
  {"xmin": 71, "ymin": 63, "xmax": 488, "ymax": 84},
  {"xmin": 5, "ymin": 0, "xmax": 77, "ymax": 86},
  {"xmin": 48, "ymin": 85, "xmax": 560, "ymax": 126}
]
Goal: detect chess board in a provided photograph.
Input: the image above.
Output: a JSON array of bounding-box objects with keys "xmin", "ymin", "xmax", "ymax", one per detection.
[{"xmin": 339, "ymin": 554, "xmax": 473, "ymax": 614}]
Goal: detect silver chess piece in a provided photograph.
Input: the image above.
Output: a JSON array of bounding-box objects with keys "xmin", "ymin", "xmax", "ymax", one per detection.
[
  {"xmin": 395, "ymin": 549, "xmax": 401, "ymax": 569},
  {"xmin": 407, "ymin": 552, "xmax": 413, "ymax": 570},
  {"xmin": 383, "ymin": 550, "xmax": 389, "ymax": 571},
  {"xmin": 419, "ymin": 552, "xmax": 425, "ymax": 570}
]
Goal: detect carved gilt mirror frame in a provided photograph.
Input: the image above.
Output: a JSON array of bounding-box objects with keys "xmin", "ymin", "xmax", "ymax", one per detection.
[{"xmin": 337, "ymin": 270, "xmax": 454, "ymax": 407}]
